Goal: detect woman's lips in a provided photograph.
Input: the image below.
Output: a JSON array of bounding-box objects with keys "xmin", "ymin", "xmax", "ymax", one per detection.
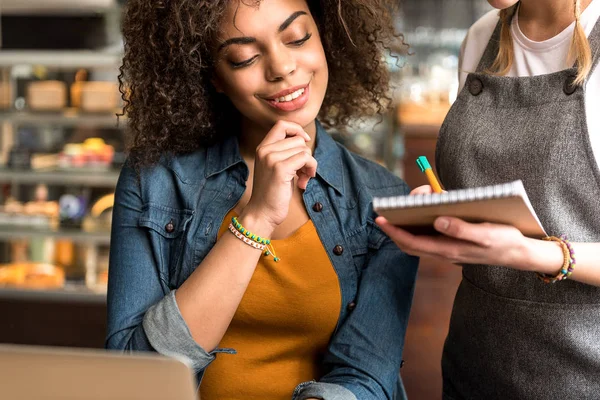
[{"xmin": 263, "ymin": 84, "xmax": 310, "ymax": 112}]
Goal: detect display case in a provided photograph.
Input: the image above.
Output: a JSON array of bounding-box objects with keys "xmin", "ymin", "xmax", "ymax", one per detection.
[
  {"xmin": 0, "ymin": 0, "xmax": 123, "ymax": 303},
  {"xmin": 392, "ymin": 0, "xmax": 493, "ymax": 187}
]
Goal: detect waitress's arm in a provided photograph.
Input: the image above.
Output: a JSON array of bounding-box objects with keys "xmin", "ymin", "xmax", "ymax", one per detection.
[
  {"xmin": 524, "ymin": 240, "xmax": 600, "ymax": 287},
  {"xmin": 376, "ymin": 215, "xmax": 600, "ymax": 287}
]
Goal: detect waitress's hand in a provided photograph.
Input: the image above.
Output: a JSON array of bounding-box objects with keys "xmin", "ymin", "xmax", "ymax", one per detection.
[
  {"xmin": 410, "ymin": 185, "xmax": 434, "ymax": 195},
  {"xmin": 242, "ymin": 120, "xmax": 317, "ymax": 232},
  {"xmin": 375, "ymin": 215, "xmax": 550, "ymax": 271}
]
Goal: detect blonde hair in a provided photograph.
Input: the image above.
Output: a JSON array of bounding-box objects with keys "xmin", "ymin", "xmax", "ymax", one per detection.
[{"xmin": 488, "ymin": 0, "xmax": 592, "ymax": 85}]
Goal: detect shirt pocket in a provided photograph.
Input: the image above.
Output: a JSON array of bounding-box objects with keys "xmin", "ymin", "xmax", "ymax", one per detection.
[
  {"xmin": 346, "ymin": 220, "xmax": 388, "ymax": 271},
  {"xmin": 346, "ymin": 219, "xmax": 388, "ymax": 271},
  {"xmin": 138, "ymin": 203, "xmax": 194, "ymax": 289}
]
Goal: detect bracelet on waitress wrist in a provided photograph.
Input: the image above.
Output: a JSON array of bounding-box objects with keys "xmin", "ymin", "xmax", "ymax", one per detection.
[{"xmin": 536, "ymin": 235, "xmax": 575, "ymax": 284}]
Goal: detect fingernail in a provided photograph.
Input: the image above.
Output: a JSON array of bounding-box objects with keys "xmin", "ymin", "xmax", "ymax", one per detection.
[{"xmin": 436, "ymin": 218, "xmax": 449, "ymax": 231}]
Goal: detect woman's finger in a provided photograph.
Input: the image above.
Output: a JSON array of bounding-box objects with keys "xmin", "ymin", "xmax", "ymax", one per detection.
[
  {"xmin": 410, "ymin": 185, "xmax": 433, "ymax": 195},
  {"xmin": 375, "ymin": 216, "xmax": 478, "ymax": 260},
  {"xmin": 276, "ymin": 152, "xmax": 317, "ymax": 187},
  {"xmin": 259, "ymin": 136, "xmax": 310, "ymax": 157},
  {"xmin": 263, "ymin": 147, "xmax": 312, "ymax": 168},
  {"xmin": 259, "ymin": 120, "xmax": 310, "ymax": 147},
  {"xmin": 433, "ymin": 217, "xmax": 495, "ymax": 248}
]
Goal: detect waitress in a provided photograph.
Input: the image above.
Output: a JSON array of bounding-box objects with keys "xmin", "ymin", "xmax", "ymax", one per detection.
[{"xmin": 377, "ymin": 0, "xmax": 600, "ymax": 398}]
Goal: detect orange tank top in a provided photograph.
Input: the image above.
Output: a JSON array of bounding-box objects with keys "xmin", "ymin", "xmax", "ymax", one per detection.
[{"xmin": 199, "ymin": 210, "xmax": 342, "ymax": 400}]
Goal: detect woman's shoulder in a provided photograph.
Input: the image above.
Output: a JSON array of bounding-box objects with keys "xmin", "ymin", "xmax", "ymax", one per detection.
[
  {"xmin": 459, "ymin": 9, "xmax": 500, "ymax": 90},
  {"xmin": 123, "ymin": 149, "xmax": 208, "ymax": 184},
  {"xmin": 468, "ymin": 9, "xmax": 500, "ymax": 42},
  {"xmin": 116, "ymin": 149, "xmax": 209, "ymax": 208}
]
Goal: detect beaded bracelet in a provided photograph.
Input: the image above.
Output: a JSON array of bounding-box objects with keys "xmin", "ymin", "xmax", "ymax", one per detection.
[
  {"xmin": 228, "ymin": 224, "xmax": 266, "ymax": 250},
  {"xmin": 230, "ymin": 216, "xmax": 280, "ymax": 262},
  {"xmin": 536, "ymin": 235, "xmax": 576, "ymax": 284}
]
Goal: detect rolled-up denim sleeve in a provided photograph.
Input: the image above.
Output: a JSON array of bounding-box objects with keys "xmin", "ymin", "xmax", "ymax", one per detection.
[
  {"xmin": 294, "ymin": 237, "xmax": 419, "ymax": 400},
  {"xmin": 105, "ymin": 163, "xmax": 225, "ymax": 374},
  {"xmin": 293, "ymin": 380, "xmax": 357, "ymax": 400}
]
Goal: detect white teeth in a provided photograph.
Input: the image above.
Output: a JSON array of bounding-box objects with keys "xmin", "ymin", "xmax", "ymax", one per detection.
[{"xmin": 273, "ymin": 88, "xmax": 305, "ymax": 103}]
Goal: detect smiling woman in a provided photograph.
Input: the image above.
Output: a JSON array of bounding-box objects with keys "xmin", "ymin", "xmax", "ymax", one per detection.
[
  {"xmin": 108, "ymin": 1, "xmax": 418, "ymax": 400},
  {"xmin": 118, "ymin": 0, "xmax": 405, "ymax": 169}
]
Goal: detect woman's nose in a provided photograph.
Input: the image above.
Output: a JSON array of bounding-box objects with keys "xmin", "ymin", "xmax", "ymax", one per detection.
[{"xmin": 265, "ymin": 48, "xmax": 296, "ymax": 81}]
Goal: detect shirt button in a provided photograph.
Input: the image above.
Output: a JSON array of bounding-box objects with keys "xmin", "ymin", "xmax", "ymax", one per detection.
[
  {"xmin": 469, "ymin": 78, "xmax": 483, "ymax": 96},
  {"xmin": 165, "ymin": 219, "xmax": 175, "ymax": 233},
  {"xmin": 312, "ymin": 202, "xmax": 323, "ymax": 212},
  {"xmin": 347, "ymin": 301, "xmax": 356, "ymax": 311},
  {"xmin": 333, "ymin": 245, "xmax": 344, "ymax": 255},
  {"xmin": 563, "ymin": 75, "xmax": 577, "ymax": 95}
]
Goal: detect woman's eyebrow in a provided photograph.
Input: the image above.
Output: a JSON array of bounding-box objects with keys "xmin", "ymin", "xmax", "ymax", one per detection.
[{"xmin": 217, "ymin": 10, "xmax": 307, "ymax": 53}]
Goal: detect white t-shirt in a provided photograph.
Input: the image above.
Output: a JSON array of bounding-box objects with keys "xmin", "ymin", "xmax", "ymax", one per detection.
[{"xmin": 458, "ymin": 0, "xmax": 600, "ymax": 168}]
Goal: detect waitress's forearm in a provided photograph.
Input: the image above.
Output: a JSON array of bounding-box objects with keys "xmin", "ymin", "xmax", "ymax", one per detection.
[
  {"xmin": 175, "ymin": 212, "xmax": 275, "ymax": 352},
  {"xmin": 524, "ymin": 240, "xmax": 600, "ymax": 287}
]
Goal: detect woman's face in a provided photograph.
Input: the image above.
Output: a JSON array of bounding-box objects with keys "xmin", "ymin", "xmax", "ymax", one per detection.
[
  {"xmin": 212, "ymin": 0, "xmax": 328, "ymax": 132},
  {"xmin": 487, "ymin": 0, "xmax": 519, "ymax": 9}
]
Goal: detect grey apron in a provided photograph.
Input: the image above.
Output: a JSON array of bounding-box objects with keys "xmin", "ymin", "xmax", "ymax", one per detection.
[{"xmin": 435, "ymin": 16, "xmax": 600, "ymax": 400}]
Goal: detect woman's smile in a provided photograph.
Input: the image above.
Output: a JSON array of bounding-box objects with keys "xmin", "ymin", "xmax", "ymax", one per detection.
[{"xmin": 260, "ymin": 81, "xmax": 311, "ymax": 112}]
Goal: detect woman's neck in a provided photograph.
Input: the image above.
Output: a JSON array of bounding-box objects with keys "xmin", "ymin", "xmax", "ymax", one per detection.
[{"xmin": 518, "ymin": 0, "xmax": 593, "ymax": 41}]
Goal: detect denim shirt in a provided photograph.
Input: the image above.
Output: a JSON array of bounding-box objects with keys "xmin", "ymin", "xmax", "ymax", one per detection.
[{"xmin": 106, "ymin": 121, "xmax": 419, "ymax": 400}]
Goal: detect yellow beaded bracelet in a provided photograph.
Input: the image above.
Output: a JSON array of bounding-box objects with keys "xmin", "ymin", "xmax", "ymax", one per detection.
[{"xmin": 230, "ymin": 216, "xmax": 279, "ymax": 262}]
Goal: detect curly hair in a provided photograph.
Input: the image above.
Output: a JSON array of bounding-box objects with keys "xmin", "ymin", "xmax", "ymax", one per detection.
[{"xmin": 118, "ymin": 0, "xmax": 407, "ymax": 168}]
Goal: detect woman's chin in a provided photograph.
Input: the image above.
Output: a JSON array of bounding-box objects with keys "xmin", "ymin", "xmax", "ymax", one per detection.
[{"xmin": 487, "ymin": 0, "xmax": 519, "ymax": 9}]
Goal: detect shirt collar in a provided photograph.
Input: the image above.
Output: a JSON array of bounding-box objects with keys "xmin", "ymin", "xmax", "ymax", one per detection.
[
  {"xmin": 205, "ymin": 134, "xmax": 245, "ymax": 179},
  {"xmin": 204, "ymin": 120, "xmax": 344, "ymax": 195},
  {"xmin": 312, "ymin": 120, "xmax": 344, "ymax": 195}
]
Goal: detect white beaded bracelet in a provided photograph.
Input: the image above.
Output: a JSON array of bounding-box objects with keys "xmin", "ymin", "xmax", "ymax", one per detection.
[{"xmin": 228, "ymin": 223, "xmax": 266, "ymax": 250}]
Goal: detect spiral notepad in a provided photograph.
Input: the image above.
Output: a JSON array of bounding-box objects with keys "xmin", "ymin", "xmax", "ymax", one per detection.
[{"xmin": 373, "ymin": 180, "xmax": 546, "ymax": 237}]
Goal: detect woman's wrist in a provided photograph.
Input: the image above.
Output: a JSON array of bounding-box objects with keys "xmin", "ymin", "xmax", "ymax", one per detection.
[
  {"xmin": 522, "ymin": 237, "xmax": 564, "ymax": 274},
  {"xmin": 237, "ymin": 209, "xmax": 277, "ymax": 239}
]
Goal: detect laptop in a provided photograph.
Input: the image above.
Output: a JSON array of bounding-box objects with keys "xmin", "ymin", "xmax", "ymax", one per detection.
[{"xmin": 0, "ymin": 344, "xmax": 198, "ymax": 400}]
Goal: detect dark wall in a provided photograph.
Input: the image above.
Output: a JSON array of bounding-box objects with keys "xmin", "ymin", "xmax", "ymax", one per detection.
[
  {"xmin": 1, "ymin": 15, "xmax": 107, "ymax": 50},
  {"xmin": 0, "ymin": 298, "xmax": 106, "ymax": 348}
]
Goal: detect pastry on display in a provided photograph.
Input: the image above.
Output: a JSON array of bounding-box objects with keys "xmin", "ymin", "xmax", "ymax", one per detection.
[{"xmin": 0, "ymin": 263, "xmax": 65, "ymax": 289}]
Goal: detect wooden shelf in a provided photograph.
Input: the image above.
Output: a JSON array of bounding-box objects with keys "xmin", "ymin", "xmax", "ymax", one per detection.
[
  {"xmin": 0, "ymin": 50, "xmax": 122, "ymax": 69},
  {"xmin": 0, "ymin": 109, "xmax": 124, "ymax": 128},
  {"xmin": 0, "ymin": 168, "xmax": 120, "ymax": 187},
  {"xmin": 0, "ymin": 226, "xmax": 111, "ymax": 245}
]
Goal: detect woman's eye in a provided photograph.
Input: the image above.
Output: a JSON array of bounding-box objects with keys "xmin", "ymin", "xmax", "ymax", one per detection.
[
  {"xmin": 289, "ymin": 33, "xmax": 312, "ymax": 46},
  {"xmin": 230, "ymin": 55, "xmax": 258, "ymax": 68},
  {"xmin": 228, "ymin": 32, "xmax": 312, "ymax": 68}
]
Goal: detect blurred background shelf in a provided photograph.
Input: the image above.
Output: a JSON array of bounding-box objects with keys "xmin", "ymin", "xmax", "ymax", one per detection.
[
  {"xmin": 0, "ymin": 168, "xmax": 120, "ymax": 187},
  {"xmin": 0, "ymin": 109, "xmax": 123, "ymax": 128},
  {"xmin": 0, "ymin": 50, "xmax": 122, "ymax": 69},
  {"xmin": 0, "ymin": 226, "xmax": 110, "ymax": 245},
  {"xmin": 0, "ymin": 0, "xmax": 119, "ymax": 16},
  {"xmin": 0, "ymin": 284, "xmax": 106, "ymax": 304}
]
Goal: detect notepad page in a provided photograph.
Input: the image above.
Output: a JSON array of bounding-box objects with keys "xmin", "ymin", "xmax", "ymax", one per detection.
[
  {"xmin": 373, "ymin": 179, "xmax": 546, "ymax": 237},
  {"xmin": 373, "ymin": 180, "xmax": 526, "ymax": 210}
]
